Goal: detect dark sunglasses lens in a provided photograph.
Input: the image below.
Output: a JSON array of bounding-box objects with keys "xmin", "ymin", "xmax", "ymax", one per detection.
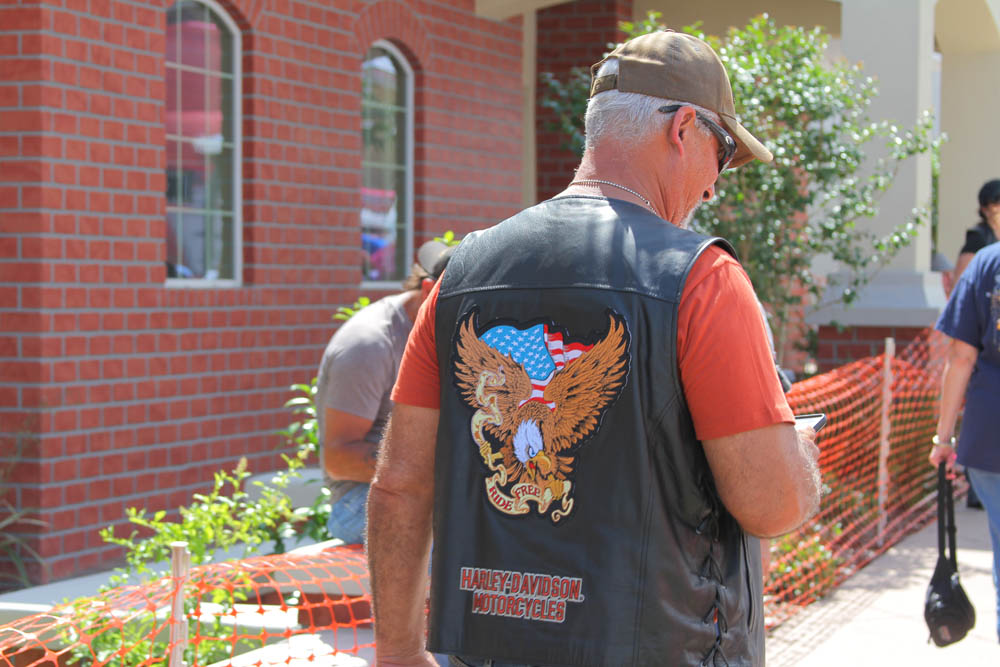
[{"xmin": 699, "ymin": 114, "xmax": 735, "ymax": 173}]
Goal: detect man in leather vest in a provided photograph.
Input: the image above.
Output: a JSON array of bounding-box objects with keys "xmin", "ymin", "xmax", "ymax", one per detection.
[{"xmin": 367, "ymin": 31, "xmax": 822, "ymax": 667}]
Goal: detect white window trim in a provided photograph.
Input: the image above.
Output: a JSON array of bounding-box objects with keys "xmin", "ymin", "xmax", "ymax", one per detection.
[
  {"xmin": 165, "ymin": 0, "xmax": 243, "ymax": 288},
  {"xmin": 360, "ymin": 39, "xmax": 415, "ymax": 290}
]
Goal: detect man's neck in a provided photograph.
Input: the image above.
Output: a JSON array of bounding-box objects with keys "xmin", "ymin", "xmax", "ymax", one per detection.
[{"xmin": 570, "ymin": 151, "xmax": 686, "ymax": 224}]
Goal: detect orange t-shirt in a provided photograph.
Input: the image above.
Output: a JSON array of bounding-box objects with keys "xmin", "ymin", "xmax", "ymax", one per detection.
[{"xmin": 391, "ymin": 245, "xmax": 793, "ymax": 440}]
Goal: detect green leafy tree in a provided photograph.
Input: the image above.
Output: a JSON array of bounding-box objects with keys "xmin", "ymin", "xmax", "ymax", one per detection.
[{"xmin": 540, "ymin": 13, "xmax": 942, "ymax": 363}]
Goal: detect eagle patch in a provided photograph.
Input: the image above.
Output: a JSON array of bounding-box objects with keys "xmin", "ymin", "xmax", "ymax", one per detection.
[{"xmin": 452, "ymin": 309, "xmax": 631, "ymax": 523}]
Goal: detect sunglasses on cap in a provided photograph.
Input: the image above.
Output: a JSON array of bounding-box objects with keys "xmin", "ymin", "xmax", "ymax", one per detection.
[{"xmin": 658, "ymin": 104, "xmax": 737, "ymax": 174}]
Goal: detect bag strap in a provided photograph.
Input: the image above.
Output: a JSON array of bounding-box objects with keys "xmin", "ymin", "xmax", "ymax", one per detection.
[
  {"xmin": 937, "ymin": 463, "xmax": 946, "ymax": 557},
  {"xmin": 937, "ymin": 462, "xmax": 959, "ymax": 569}
]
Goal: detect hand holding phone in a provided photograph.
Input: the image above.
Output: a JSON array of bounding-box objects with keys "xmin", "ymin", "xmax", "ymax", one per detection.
[{"xmin": 794, "ymin": 413, "xmax": 827, "ymax": 432}]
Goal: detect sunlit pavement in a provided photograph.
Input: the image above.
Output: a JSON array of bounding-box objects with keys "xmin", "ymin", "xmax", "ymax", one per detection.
[{"xmin": 767, "ymin": 502, "xmax": 997, "ymax": 666}]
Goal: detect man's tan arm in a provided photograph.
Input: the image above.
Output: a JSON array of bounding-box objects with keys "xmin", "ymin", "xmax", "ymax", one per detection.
[
  {"xmin": 323, "ymin": 407, "xmax": 378, "ymax": 483},
  {"xmin": 703, "ymin": 423, "xmax": 821, "ymax": 538},
  {"xmin": 931, "ymin": 337, "xmax": 977, "ymax": 471},
  {"xmin": 367, "ymin": 403, "xmax": 438, "ymax": 667}
]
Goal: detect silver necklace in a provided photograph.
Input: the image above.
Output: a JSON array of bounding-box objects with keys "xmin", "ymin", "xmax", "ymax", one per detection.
[{"xmin": 569, "ymin": 179, "xmax": 654, "ymax": 212}]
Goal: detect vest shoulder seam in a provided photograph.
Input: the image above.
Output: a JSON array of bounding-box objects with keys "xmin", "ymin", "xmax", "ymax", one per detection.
[{"xmin": 438, "ymin": 282, "xmax": 683, "ymax": 304}]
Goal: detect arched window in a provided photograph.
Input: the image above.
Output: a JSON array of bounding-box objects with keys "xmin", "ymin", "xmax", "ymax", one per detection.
[
  {"xmin": 361, "ymin": 41, "xmax": 414, "ymax": 284},
  {"xmin": 165, "ymin": 0, "xmax": 241, "ymax": 284}
]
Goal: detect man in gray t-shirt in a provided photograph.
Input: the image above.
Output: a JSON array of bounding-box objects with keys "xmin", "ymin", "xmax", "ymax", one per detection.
[{"xmin": 317, "ymin": 241, "xmax": 453, "ymax": 544}]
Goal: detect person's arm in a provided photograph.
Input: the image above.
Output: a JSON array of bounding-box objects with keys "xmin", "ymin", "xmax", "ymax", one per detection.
[
  {"xmin": 323, "ymin": 408, "xmax": 378, "ymax": 483},
  {"xmin": 703, "ymin": 424, "xmax": 820, "ymax": 538},
  {"xmin": 367, "ymin": 404, "xmax": 439, "ymax": 667},
  {"xmin": 930, "ymin": 337, "xmax": 977, "ymax": 472},
  {"xmin": 369, "ymin": 280, "xmax": 441, "ymax": 666},
  {"xmin": 941, "ymin": 270, "xmax": 955, "ymax": 299},
  {"xmin": 678, "ymin": 247, "xmax": 821, "ymax": 538}
]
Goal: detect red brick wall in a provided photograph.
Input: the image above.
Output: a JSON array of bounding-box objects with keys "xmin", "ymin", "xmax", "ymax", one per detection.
[
  {"xmin": 535, "ymin": 0, "xmax": 632, "ymax": 201},
  {"xmin": 0, "ymin": 0, "xmax": 523, "ymax": 585},
  {"xmin": 815, "ymin": 325, "xmax": 928, "ymax": 373}
]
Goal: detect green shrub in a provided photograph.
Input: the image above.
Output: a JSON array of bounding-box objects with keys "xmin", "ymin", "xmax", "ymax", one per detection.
[
  {"xmin": 767, "ymin": 522, "xmax": 843, "ymax": 604},
  {"xmin": 0, "ymin": 437, "xmax": 46, "ymax": 592},
  {"xmin": 70, "ymin": 380, "xmax": 331, "ymax": 667}
]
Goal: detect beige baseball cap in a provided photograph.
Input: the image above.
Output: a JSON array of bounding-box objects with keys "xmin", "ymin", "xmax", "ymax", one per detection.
[
  {"xmin": 591, "ymin": 30, "xmax": 772, "ymax": 168},
  {"xmin": 417, "ymin": 240, "xmax": 454, "ymax": 280}
]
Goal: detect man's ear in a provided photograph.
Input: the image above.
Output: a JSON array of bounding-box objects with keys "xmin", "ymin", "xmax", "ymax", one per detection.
[{"xmin": 666, "ymin": 106, "xmax": 698, "ymax": 157}]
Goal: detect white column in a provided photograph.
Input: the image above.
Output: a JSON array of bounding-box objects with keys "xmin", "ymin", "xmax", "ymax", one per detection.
[
  {"xmin": 937, "ymin": 0, "xmax": 1000, "ymax": 264},
  {"xmin": 811, "ymin": 0, "xmax": 942, "ymax": 327},
  {"xmin": 938, "ymin": 53, "xmax": 1000, "ymax": 262}
]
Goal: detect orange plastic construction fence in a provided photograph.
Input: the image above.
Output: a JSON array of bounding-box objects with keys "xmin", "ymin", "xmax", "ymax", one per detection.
[
  {"xmin": 0, "ymin": 329, "xmax": 954, "ymax": 665},
  {"xmin": 1, "ymin": 545, "xmax": 374, "ymax": 667},
  {"xmin": 767, "ymin": 327, "xmax": 959, "ymax": 626}
]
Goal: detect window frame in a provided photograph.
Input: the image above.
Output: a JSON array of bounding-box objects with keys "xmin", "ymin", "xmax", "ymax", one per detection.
[
  {"xmin": 360, "ymin": 39, "xmax": 415, "ymax": 290},
  {"xmin": 164, "ymin": 0, "xmax": 243, "ymax": 289}
]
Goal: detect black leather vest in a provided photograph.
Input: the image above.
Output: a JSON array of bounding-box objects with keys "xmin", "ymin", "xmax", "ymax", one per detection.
[{"xmin": 427, "ymin": 196, "xmax": 763, "ymax": 666}]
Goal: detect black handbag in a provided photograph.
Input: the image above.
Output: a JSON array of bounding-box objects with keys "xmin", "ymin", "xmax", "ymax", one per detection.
[{"xmin": 924, "ymin": 463, "xmax": 976, "ymax": 646}]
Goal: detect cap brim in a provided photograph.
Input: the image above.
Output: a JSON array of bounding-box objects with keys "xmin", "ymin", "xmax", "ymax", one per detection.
[
  {"xmin": 720, "ymin": 115, "xmax": 772, "ymax": 169},
  {"xmin": 417, "ymin": 240, "xmax": 451, "ymax": 278}
]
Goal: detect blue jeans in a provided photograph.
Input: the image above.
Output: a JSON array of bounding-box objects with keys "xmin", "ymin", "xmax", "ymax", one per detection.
[
  {"xmin": 966, "ymin": 466, "xmax": 1000, "ymax": 641},
  {"xmin": 327, "ymin": 483, "xmax": 369, "ymax": 545}
]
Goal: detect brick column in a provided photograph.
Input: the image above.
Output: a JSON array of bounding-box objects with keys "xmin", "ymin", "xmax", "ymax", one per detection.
[
  {"xmin": 535, "ymin": 0, "xmax": 632, "ymax": 202},
  {"xmin": 1, "ymin": 3, "xmax": 65, "ymax": 585}
]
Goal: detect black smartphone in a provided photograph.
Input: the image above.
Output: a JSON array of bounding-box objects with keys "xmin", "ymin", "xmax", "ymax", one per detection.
[{"xmin": 794, "ymin": 413, "xmax": 827, "ymax": 432}]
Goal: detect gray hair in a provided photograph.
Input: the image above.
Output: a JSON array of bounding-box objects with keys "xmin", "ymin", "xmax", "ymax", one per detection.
[{"xmin": 584, "ymin": 58, "xmax": 717, "ymax": 152}]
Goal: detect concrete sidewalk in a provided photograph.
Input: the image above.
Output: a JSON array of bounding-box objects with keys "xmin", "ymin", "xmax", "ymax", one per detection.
[{"xmin": 766, "ymin": 502, "xmax": 997, "ymax": 666}]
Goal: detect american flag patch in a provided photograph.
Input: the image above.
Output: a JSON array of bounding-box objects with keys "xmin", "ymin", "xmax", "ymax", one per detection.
[{"xmin": 480, "ymin": 323, "xmax": 593, "ymax": 409}]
